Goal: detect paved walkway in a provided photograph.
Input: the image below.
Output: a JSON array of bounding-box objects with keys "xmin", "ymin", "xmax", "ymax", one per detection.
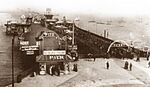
[
  {"xmin": 6, "ymin": 71, "xmax": 78, "ymax": 87},
  {"xmin": 128, "ymin": 59, "xmax": 150, "ymax": 77},
  {"xmin": 7, "ymin": 58, "xmax": 150, "ymax": 87},
  {"xmin": 58, "ymin": 59, "xmax": 144, "ymax": 87},
  {"xmin": 115, "ymin": 58, "xmax": 150, "ymax": 85}
]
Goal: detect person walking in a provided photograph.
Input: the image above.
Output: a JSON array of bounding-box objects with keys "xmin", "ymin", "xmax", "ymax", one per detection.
[
  {"xmin": 51, "ymin": 65, "xmax": 55, "ymax": 76},
  {"xmin": 67, "ymin": 63, "xmax": 70, "ymax": 72},
  {"xmin": 129, "ymin": 63, "xmax": 132, "ymax": 71},
  {"xmin": 136, "ymin": 55, "xmax": 140, "ymax": 62},
  {"xmin": 136, "ymin": 53, "xmax": 140, "ymax": 62},
  {"xmin": 88, "ymin": 53, "xmax": 92, "ymax": 61},
  {"xmin": 106, "ymin": 61, "xmax": 109, "ymax": 69},
  {"xmin": 147, "ymin": 54, "xmax": 149, "ymax": 61},
  {"xmin": 124, "ymin": 61, "xmax": 129, "ymax": 69},
  {"xmin": 55, "ymin": 65, "xmax": 60, "ymax": 76},
  {"xmin": 93, "ymin": 57, "xmax": 96, "ymax": 62},
  {"xmin": 148, "ymin": 61, "xmax": 150, "ymax": 68},
  {"xmin": 49, "ymin": 65, "xmax": 53, "ymax": 75}
]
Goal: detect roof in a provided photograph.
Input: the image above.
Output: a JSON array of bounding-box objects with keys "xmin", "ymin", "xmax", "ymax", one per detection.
[
  {"xmin": 45, "ymin": 19, "xmax": 57, "ymax": 22},
  {"xmin": 55, "ymin": 25, "xmax": 68, "ymax": 29},
  {"xmin": 56, "ymin": 20, "xmax": 73, "ymax": 24}
]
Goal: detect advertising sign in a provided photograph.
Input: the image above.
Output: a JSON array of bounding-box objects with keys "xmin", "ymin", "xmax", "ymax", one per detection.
[
  {"xmin": 20, "ymin": 41, "xmax": 29, "ymax": 45},
  {"xmin": 112, "ymin": 43, "xmax": 126, "ymax": 47},
  {"xmin": 43, "ymin": 50, "xmax": 66, "ymax": 55},
  {"xmin": 43, "ymin": 32, "xmax": 55, "ymax": 37},
  {"xmin": 68, "ymin": 45, "xmax": 77, "ymax": 50},
  {"xmin": 36, "ymin": 55, "xmax": 65, "ymax": 62},
  {"xmin": 26, "ymin": 50, "xmax": 34, "ymax": 55},
  {"xmin": 21, "ymin": 45, "xmax": 39, "ymax": 51}
]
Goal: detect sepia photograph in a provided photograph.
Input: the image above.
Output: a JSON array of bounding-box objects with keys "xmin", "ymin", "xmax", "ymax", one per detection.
[{"xmin": 0, "ymin": 0, "xmax": 150, "ymax": 87}]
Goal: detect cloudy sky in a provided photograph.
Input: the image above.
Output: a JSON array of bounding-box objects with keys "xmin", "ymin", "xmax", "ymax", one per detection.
[{"xmin": 1, "ymin": 0, "xmax": 150, "ymax": 16}]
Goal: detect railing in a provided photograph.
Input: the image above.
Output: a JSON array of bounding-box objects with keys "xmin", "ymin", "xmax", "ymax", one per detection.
[{"xmin": 74, "ymin": 25, "xmax": 146, "ymax": 58}]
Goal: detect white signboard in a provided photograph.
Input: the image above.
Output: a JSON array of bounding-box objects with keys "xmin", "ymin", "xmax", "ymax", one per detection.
[
  {"xmin": 43, "ymin": 32, "xmax": 55, "ymax": 37},
  {"xmin": 68, "ymin": 45, "xmax": 77, "ymax": 50},
  {"xmin": 49, "ymin": 56, "xmax": 64, "ymax": 60},
  {"xmin": 20, "ymin": 41, "xmax": 29, "ymax": 45},
  {"xmin": 36, "ymin": 55, "xmax": 65, "ymax": 62},
  {"xmin": 26, "ymin": 50, "xmax": 34, "ymax": 55},
  {"xmin": 21, "ymin": 45, "xmax": 39, "ymax": 51},
  {"xmin": 43, "ymin": 50, "xmax": 66, "ymax": 55},
  {"xmin": 112, "ymin": 43, "xmax": 126, "ymax": 47}
]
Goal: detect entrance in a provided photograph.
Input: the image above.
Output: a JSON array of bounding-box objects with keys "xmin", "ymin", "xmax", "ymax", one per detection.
[{"xmin": 107, "ymin": 40, "xmax": 130, "ymax": 58}]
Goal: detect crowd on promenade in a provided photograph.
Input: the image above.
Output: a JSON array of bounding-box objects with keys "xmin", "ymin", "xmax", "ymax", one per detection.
[{"xmin": 86, "ymin": 52, "xmax": 150, "ymax": 72}]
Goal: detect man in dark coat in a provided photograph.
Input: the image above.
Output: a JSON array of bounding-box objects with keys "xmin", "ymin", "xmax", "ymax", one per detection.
[
  {"xmin": 93, "ymin": 57, "xmax": 96, "ymax": 62},
  {"xmin": 124, "ymin": 61, "xmax": 129, "ymax": 69},
  {"xmin": 147, "ymin": 53, "xmax": 149, "ymax": 61},
  {"xmin": 106, "ymin": 61, "xmax": 109, "ymax": 69},
  {"xmin": 148, "ymin": 61, "xmax": 150, "ymax": 68},
  {"xmin": 55, "ymin": 65, "xmax": 60, "ymax": 76},
  {"xmin": 51, "ymin": 65, "xmax": 55, "ymax": 76},
  {"xmin": 129, "ymin": 63, "xmax": 132, "ymax": 71}
]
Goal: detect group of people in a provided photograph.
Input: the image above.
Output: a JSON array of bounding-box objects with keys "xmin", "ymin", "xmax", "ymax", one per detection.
[
  {"xmin": 49, "ymin": 65, "xmax": 60, "ymax": 76},
  {"xmin": 49, "ymin": 63, "xmax": 78, "ymax": 76},
  {"xmin": 124, "ymin": 61, "xmax": 132, "ymax": 71},
  {"xmin": 87, "ymin": 53, "xmax": 96, "ymax": 62}
]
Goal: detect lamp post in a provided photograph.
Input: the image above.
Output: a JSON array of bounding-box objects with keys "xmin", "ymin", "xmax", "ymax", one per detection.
[
  {"xmin": 72, "ymin": 21, "xmax": 75, "ymax": 45},
  {"xmin": 12, "ymin": 35, "xmax": 15, "ymax": 87},
  {"xmin": 72, "ymin": 18, "xmax": 80, "ymax": 45}
]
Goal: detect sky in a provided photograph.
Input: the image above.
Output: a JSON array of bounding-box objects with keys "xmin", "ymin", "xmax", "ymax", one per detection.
[{"xmin": 1, "ymin": 0, "xmax": 150, "ymax": 16}]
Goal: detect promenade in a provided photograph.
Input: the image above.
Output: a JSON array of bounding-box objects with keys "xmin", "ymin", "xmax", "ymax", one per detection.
[{"xmin": 7, "ymin": 58, "xmax": 150, "ymax": 87}]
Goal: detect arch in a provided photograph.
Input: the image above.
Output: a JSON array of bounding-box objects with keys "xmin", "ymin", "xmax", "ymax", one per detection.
[{"xmin": 107, "ymin": 40, "xmax": 129, "ymax": 53}]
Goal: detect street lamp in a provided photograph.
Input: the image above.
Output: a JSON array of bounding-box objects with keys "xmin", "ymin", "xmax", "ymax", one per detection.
[
  {"xmin": 12, "ymin": 35, "xmax": 15, "ymax": 87},
  {"xmin": 72, "ymin": 21, "xmax": 75, "ymax": 45},
  {"xmin": 5, "ymin": 21, "xmax": 16, "ymax": 87},
  {"xmin": 72, "ymin": 18, "xmax": 80, "ymax": 45}
]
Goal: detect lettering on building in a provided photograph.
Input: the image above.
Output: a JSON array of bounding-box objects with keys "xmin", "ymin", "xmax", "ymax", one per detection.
[
  {"xmin": 43, "ymin": 50, "xmax": 66, "ymax": 55},
  {"xmin": 36, "ymin": 55, "xmax": 65, "ymax": 62}
]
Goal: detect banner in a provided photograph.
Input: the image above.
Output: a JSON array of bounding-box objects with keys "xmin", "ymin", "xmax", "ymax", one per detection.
[
  {"xmin": 26, "ymin": 50, "xmax": 34, "ymax": 55},
  {"xmin": 20, "ymin": 41, "xmax": 29, "ymax": 46},
  {"xmin": 43, "ymin": 50, "xmax": 66, "ymax": 55},
  {"xmin": 21, "ymin": 45, "xmax": 39, "ymax": 51}
]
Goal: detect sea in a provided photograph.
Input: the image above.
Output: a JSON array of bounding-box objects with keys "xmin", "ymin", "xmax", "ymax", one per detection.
[{"xmin": 0, "ymin": 13, "xmax": 26, "ymax": 87}]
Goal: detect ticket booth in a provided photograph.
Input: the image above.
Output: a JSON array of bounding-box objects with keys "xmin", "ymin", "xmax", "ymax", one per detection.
[{"xmin": 36, "ymin": 50, "xmax": 66, "ymax": 75}]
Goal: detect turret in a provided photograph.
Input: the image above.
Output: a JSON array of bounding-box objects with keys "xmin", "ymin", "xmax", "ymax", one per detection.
[
  {"xmin": 26, "ymin": 17, "xmax": 33, "ymax": 24},
  {"xmin": 43, "ymin": 8, "xmax": 57, "ymax": 28},
  {"xmin": 44, "ymin": 8, "xmax": 53, "ymax": 19}
]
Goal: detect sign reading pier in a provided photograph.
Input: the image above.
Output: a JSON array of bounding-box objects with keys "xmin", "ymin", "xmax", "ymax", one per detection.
[{"xmin": 36, "ymin": 50, "xmax": 66, "ymax": 62}]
